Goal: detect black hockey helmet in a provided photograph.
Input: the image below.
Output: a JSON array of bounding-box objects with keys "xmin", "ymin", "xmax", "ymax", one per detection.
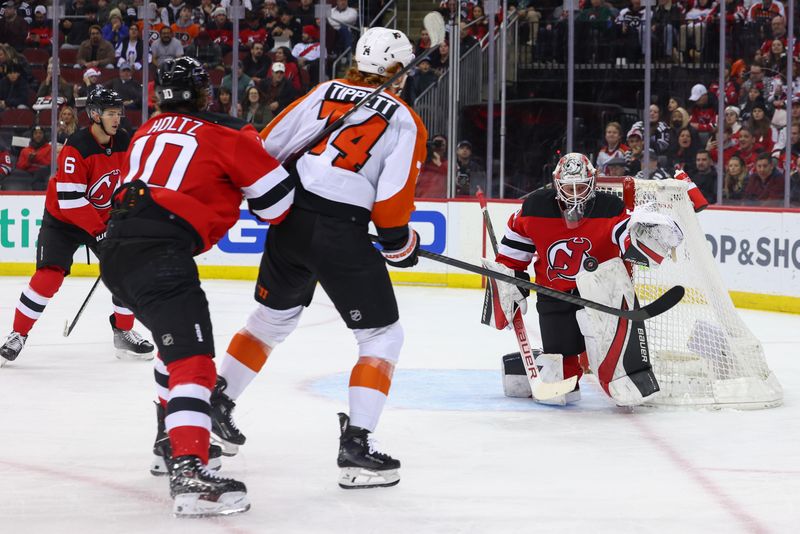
[
  {"xmin": 156, "ymin": 56, "xmax": 210, "ymax": 108},
  {"xmin": 86, "ymin": 87, "xmax": 124, "ymax": 119}
]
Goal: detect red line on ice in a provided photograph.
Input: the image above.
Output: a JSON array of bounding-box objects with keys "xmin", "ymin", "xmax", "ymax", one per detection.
[
  {"xmin": 629, "ymin": 418, "xmax": 772, "ymax": 534},
  {"xmin": 0, "ymin": 459, "xmax": 253, "ymax": 533}
]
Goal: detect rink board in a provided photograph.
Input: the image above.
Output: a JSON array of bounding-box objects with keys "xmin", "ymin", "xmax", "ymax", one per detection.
[{"xmin": 0, "ymin": 193, "xmax": 799, "ymax": 313}]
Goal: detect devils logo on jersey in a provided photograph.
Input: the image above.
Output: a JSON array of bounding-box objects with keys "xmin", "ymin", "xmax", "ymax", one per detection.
[
  {"xmin": 87, "ymin": 170, "xmax": 119, "ymax": 209},
  {"xmin": 546, "ymin": 237, "xmax": 597, "ymax": 281}
]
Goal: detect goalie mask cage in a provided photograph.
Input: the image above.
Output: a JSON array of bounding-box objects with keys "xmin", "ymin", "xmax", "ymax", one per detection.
[{"xmin": 596, "ymin": 177, "xmax": 783, "ymax": 409}]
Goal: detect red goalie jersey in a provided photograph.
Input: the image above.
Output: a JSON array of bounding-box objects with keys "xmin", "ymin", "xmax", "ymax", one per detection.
[{"xmin": 496, "ymin": 188, "xmax": 631, "ymax": 292}]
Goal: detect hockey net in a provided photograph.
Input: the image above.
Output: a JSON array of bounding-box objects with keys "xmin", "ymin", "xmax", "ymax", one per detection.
[{"xmin": 596, "ymin": 177, "xmax": 783, "ymax": 409}]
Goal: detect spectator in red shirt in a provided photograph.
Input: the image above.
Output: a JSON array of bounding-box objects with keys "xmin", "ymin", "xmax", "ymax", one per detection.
[
  {"xmin": 25, "ymin": 5, "xmax": 52, "ymax": 48},
  {"xmin": 16, "ymin": 126, "xmax": 52, "ymax": 189},
  {"xmin": 731, "ymin": 127, "xmax": 759, "ymax": 171},
  {"xmin": 746, "ymin": 100, "xmax": 777, "ymax": 153},
  {"xmin": 206, "ymin": 6, "xmax": 234, "ymax": 54},
  {"xmin": 743, "ymin": 152, "xmax": 785, "ymax": 204},
  {"xmin": 416, "ymin": 135, "xmax": 448, "ymax": 198},
  {"xmin": 240, "ymin": 10, "xmax": 270, "ymax": 49},
  {"xmin": 688, "ymin": 83, "xmax": 717, "ymax": 133},
  {"xmin": 0, "ymin": 146, "xmax": 12, "ymax": 177}
]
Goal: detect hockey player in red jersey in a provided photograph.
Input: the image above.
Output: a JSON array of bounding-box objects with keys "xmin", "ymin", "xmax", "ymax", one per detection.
[
  {"xmin": 482, "ymin": 153, "xmax": 684, "ymax": 406},
  {"xmin": 208, "ymin": 27, "xmax": 426, "ymax": 489},
  {"xmin": 99, "ymin": 56, "xmax": 292, "ymax": 517},
  {"xmin": 0, "ymin": 88, "xmax": 154, "ymax": 367}
]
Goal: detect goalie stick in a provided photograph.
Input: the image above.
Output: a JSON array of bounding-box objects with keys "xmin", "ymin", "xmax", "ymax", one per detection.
[
  {"xmin": 417, "ymin": 248, "xmax": 684, "ymax": 321},
  {"xmin": 476, "ymin": 188, "xmax": 577, "ymax": 400},
  {"xmin": 63, "ymin": 275, "xmax": 102, "ymax": 337},
  {"xmin": 283, "ymin": 12, "xmax": 446, "ymax": 167},
  {"xmin": 368, "ymin": 235, "xmax": 684, "ymax": 320}
]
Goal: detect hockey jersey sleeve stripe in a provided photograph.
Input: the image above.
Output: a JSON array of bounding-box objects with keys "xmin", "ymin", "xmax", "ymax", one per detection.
[
  {"xmin": 250, "ymin": 188, "xmax": 294, "ymax": 222},
  {"xmin": 56, "ymin": 182, "xmax": 88, "ymax": 193},
  {"xmin": 498, "ymin": 242, "xmax": 534, "ymax": 263},
  {"xmin": 58, "ymin": 197, "xmax": 91, "ymax": 210},
  {"xmin": 241, "ymin": 166, "xmax": 291, "ymax": 200},
  {"xmin": 502, "ymin": 229, "xmax": 536, "ymax": 252},
  {"xmin": 57, "ymin": 191, "xmax": 85, "ymax": 201}
]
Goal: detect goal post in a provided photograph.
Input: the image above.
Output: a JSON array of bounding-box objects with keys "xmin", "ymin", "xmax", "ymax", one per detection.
[{"xmin": 596, "ymin": 176, "xmax": 783, "ymax": 409}]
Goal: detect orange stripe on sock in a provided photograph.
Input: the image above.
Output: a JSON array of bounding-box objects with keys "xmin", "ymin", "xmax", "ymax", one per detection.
[
  {"xmin": 226, "ymin": 331, "xmax": 271, "ymax": 372},
  {"xmin": 349, "ymin": 357, "xmax": 394, "ymax": 395}
]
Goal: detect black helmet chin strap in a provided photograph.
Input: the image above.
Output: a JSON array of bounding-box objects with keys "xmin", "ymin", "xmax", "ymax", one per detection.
[{"xmin": 91, "ymin": 108, "xmax": 114, "ymax": 138}]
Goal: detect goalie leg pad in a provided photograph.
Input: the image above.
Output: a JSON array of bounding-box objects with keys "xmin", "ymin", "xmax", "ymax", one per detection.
[
  {"xmin": 576, "ymin": 258, "xmax": 660, "ymax": 406},
  {"xmin": 532, "ymin": 353, "xmax": 581, "ymax": 406},
  {"xmin": 501, "ymin": 352, "xmax": 581, "ymax": 404},
  {"xmin": 501, "ymin": 352, "xmax": 532, "ymax": 398}
]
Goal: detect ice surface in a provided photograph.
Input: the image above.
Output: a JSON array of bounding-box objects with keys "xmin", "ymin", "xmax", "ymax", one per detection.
[{"xmin": 1, "ymin": 277, "xmax": 798, "ymax": 533}]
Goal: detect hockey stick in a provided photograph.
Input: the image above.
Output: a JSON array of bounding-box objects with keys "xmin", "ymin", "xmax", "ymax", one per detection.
[
  {"xmin": 283, "ymin": 12, "xmax": 446, "ymax": 167},
  {"xmin": 416, "ymin": 248, "xmax": 684, "ymax": 321},
  {"xmin": 476, "ymin": 188, "xmax": 577, "ymax": 400},
  {"xmin": 63, "ymin": 275, "xmax": 102, "ymax": 337}
]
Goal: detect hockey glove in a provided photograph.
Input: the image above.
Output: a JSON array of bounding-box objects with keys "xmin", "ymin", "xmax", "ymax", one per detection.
[
  {"xmin": 480, "ymin": 259, "xmax": 530, "ymax": 330},
  {"xmin": 624, "ymin": 203, "xmax": 684, "ymax": 267},
  {"xmin": 380, "ymin": 229, "xmax": 420, "ymax": 268}
]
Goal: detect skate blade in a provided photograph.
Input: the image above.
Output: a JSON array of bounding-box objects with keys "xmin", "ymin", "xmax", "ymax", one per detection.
[
  {"xmin": 151, "ymin": 454, "xmax": 222, "ymax": 476},
  {"xmin": 173, "ymin": 491, "xmax": 250, "ymax": 518},
  {"xmin": 210, "ymin": 435, "xmax": 240, "ymax": 457},
  {"xmin": 0, "ymin": 357, "xmax": 9, "ymax": 368},
  {"xmin": 338, "ymin": 467, "xmax": 400, "ymax": 489},
  {"xmin": 115, "ymin": 348, "xmax": 155, "ymax": 361}
]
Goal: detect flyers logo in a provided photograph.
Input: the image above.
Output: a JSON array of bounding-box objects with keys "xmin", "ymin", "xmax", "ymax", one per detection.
[
  {"xmin": 546, "ymin": 237, "xmax": 596, "ymax": 281},
  {"xmin": 87, "ymin": 170, "xmax": 119, "ymax": 209}
]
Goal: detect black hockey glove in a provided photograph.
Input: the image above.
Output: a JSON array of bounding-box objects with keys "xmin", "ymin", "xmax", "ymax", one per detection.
[{"xmin": 378, "ymin": 227, "xmax": 420, "ymax": 269}]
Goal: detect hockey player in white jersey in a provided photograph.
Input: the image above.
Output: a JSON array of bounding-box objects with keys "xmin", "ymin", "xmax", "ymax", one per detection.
[{"xmin": 209, "ymin": 28, "xmax": 428, "ymax": 489}]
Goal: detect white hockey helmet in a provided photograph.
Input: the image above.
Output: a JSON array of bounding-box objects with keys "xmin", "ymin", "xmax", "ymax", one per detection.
[
  {"xmin": 354, "ymin": 27, "xmax": 415, "ymax": 76},
  {"xmin": 552, "ymin": 152, "xmax": 597, "ymax": 226}
]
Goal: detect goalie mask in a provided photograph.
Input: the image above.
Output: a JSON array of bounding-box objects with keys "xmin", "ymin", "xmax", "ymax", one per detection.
[{"xmin": 552, "ymin": 153, "xmax": 597, "ymax": 228}]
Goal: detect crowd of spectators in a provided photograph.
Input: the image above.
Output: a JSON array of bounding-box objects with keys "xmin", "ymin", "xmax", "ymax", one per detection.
[{"xmin": 0, "ymin": 0, "xmax": 374, "ymax": 189}]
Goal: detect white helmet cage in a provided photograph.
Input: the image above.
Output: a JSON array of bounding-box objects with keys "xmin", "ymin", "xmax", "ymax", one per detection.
[
  {"xmin": 354, "ymin": 27, "xmax": 415, "ymax": 76},
  {"xmin": 552, "ymin": 153, "xmax": 597, "ymax": 225}
]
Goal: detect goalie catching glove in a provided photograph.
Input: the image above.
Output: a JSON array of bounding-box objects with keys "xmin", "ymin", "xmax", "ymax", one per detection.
[
  {"xmin": 623, "ymin": 203, "xmax": 684, "ymax": 267},
  {"xmin": 480, "ymin": 260, "xmax": 530, "ymax": 330}
]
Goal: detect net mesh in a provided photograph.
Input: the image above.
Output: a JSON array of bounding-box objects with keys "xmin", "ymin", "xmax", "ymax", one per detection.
[{"xmin": 596, "ymin": 177, "xmax": 782, "ymax": 409}]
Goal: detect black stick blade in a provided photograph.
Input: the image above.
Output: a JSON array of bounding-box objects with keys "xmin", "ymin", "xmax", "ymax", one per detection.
[{"xmin": 627, "ymin": 285, "xmax": 685, "ymax": 321}]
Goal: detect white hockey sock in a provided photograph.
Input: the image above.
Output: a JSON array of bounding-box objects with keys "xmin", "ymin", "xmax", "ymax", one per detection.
[{"xmin": 218, "ymin": 330, "xmax": 272, "ymax": 400}]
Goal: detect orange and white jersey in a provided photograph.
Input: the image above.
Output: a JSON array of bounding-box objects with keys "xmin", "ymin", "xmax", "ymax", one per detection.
[{"xmin": 260, "ymin": 79, "xmax": 428, "ymax": 229}]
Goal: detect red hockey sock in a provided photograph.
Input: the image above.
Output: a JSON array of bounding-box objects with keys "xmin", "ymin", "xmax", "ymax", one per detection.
[
  {"xmin": 13, "ymin": 267, "xmax": 65, "ymax": 336},
  {"xmin": 563, "ymin": 354, "xmax": 584, "ymax": 382},
  {"xmin": 165, "ymin": 355, "xmax": 216, "ymax": 464},
  {"xmin": 112, "ymin": 310, "xmax": 135, "ymax": 331}
]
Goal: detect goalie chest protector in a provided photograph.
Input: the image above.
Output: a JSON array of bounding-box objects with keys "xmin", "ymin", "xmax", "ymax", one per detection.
[{"xmin": 497, "ymin": 188, "xmax": 630, "ymax": 293}]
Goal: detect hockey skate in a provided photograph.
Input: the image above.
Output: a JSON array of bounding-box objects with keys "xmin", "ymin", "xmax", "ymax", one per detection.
[
  {"xmin": 210, "ymin": 377, "xmax": 246, "ymax": 456},
  {"xmin": 170, "ymin": 455, "xmax": 249, "ymax": 517},
  {"xmin": 150, "ymin": 403, "xmax": 222, "ymax": 476},
  {"xmin": 337, "ymin": 412, "xmax": 400, "ymax": 489},
  {"xmin": 110, "ymin": 315, "xmax": 154, "ymax": 360},
  {"xmin": 0, "ymin": 332, "xmax": 27, "ymax": 367}
]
